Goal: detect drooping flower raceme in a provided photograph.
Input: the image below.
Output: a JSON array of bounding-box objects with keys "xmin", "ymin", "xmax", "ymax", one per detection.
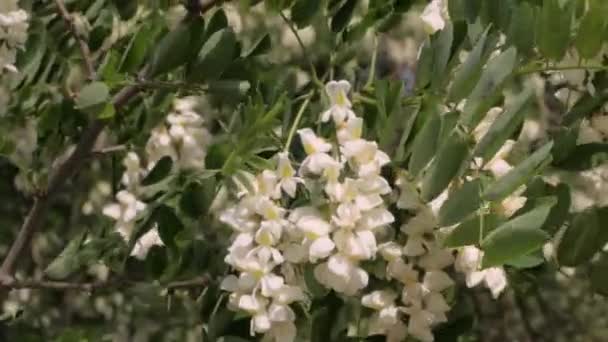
[
  {"xmin": 103, "ymin": 97, "xmax": 212, "ymax": 259},
  {"xmin": 219, "ymin": 80, "xmax": 458, "ymax": 342}
]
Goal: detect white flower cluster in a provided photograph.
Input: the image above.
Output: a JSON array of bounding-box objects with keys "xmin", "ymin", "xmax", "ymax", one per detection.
[
  {"xmin": 220, "ymin": 80, "xmax": 457, "ymax": 341},
  {"xmin": 356, "ymin": 175, "xmax": 454, "ymax": 342},
  {"xmin": 103, "ymin": 97, "xmax": 211, "ymax": 259},
  {"xmin": 0, "ymin": 0, "xmax": 28, "ymax": 74}
]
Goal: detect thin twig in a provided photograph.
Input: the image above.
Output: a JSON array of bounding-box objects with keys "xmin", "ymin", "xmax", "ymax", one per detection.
[
  {"xmin": 0, "ymin": 276, "xmax": 209, "ymax": 291},
  {"xmin": 279, "ymin": 12, "xmax": 323, "ymax": 89},
  {"xmin": 53, "ymin": 0, "xmax": 96, "ymax": 79},
  {"xmin": 364, "ymin": 36, "xmax": 378, "ymax": 90},
  {"xmin": 91, "ymin": 144, "xmax": 128, "ymax": 157},
  {"xmin": 518, "ymin": 63, "xmax": 608, "ymax": 75},
  {"xmin": 0, "ymin": 0, "xmax": 223, "ymax": 291}
]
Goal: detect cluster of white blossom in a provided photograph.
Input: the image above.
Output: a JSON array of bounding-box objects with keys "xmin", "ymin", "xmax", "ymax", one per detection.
[
  {"xmin": 420, "ymin": 0, "xmax": 448, "ymax": 35},
  {"xmin": 356, "ymin": 174, "xmax": 454, "ymax": 342},
  {"xmin": 103, "ymin": 97, "xmax": 211, "ymax": 259},
  {"xmin": 0, "ymin": 0, "xmax": 28, "ymax": 74},
  {"xmin": 219, "ymin": 80, "xmax": 459, "ymax": 341}
]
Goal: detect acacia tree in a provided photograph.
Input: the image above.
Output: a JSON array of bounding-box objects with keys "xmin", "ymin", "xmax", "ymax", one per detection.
[{"xmin": 1, "ymin": 0, "xmax": 608, "ymax": 341}]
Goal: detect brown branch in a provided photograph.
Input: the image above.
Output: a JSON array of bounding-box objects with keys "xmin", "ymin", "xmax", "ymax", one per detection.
[
  {"xmin": 0, "ymin": 0, "xmax": 224, "ymax": 296},
  {"xmin": 0, "ymin": 276, "xmax": 209, "ymax": 291},
  {"xmin": 53, "ymin": 0, "xmax": 96, "ymax": 80}
]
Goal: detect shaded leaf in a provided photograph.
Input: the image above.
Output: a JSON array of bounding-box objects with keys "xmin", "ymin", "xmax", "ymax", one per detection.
[
  {"xmin": 483, "ymin": 142, "xmax": 553, "ymax": 202},
  {"xmin": 481, "ymin": 197, "xmax": 555, "ymax": 268},
  {"xmin": 439, "ymin": 179, "xmax": 483, "ymax": 227},
  {"xmin": 557, "ymin": 209, "xmax": 601, "ymax": 267},
  {"xmin": 142, "ymin": 156, "xmax": 173, "ymax": 186}
]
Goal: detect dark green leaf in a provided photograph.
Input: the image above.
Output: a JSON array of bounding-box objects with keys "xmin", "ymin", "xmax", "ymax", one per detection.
[
  {"xmin": 575, "ymin": 8, "xmax": 605, "ymax": 59},
  {"xmin": 448, "ymin": 26, "xmax": 493, "ymax": 102},
  {"xmin": 331, "ymin": 0, "xmax": 358, "ymax": 33},
  {"xmin": 554, "ymin": 143, "xmax": 608, "ymax": 171},
  {"xmin": 563, "ymin": 91, "xmax": 608, "ymax": 125},
  {"xmin": 590, "ymin": 253, "xmax": 608, "ymax": 296},
  {"xmin": 188, "ymin": 29, "xmax": 237, "ymax": 82},
  {"xmin": 483, "ymin": 142, "xmax": 553, "ymax": 202},
  {"xmin": 146, "ymin": 22, "xmax": 192, "ymax": 77},
  {"xmin": 154, "ymin": 205, "xmax": 184, "ymax": 248},
  {"xmin": 179, "ymin": 177, "xmax": 216, "ymax": 219},
  {"xmin": 444, "ymin": 213, "xmax": 502, "ymax": 248},
  {"xmin": 439, "ymin": 179, "xmax": 483, "ymax": 227},
  {"xmin": 460, "ymin": 47, "xmax": 518, "ymax": 129},
  {"xmin": 244, "ymin": 33, "xmax": 271, "ymax": 57},
  {"xmin": 557, "ymin": 209, "xmax": 601, "ymax": 267},
  {"xmin": 142, "ymin": 156, "xmax": 173, "ymax": 186},
  {"xmin": 291, "ymin": 0, "xmax": 322, "ymax": 28},
  {"xmin": 481, "ymin": 197, "xmax": 555, "ymax": 268},
  {"xmin": 421, "ymin": 131, "xmax": 470, "ymax": 201},
  {"xmin": 112, "ymin": 0, "xmax": 138, "ymax": 20},
  {"xmin": 305, "ymin": 264, "xmax": 329, "ymax": 298},
  {"xmin": 505, "ymin": 253, "xmax": 544, "ymax": 269},
  {"xmin": 415, "ymin": 38, "xmax": 434, "ymax": 89},
  {"xmin": 408, "ymin": 112, "xmax": 441, "ymax": 176}
]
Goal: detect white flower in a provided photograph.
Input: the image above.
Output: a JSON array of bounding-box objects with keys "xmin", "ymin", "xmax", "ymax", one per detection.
[
  {"xmin": 341, "ymin": 139, "xmax": 390, "ymax": 177},
  {"xmin": 298, "ymin": 128, "xmax": 332, "ymax": 155},
  {"xmin": 102, "ymin": 190, "xmax": 146, "ymax": 239},
  {"xmin": 337, "ymin": 116, "xmax": 363, "ymax": 144},
  {"xmin": 455, "ymin": 246, "xmax": 508, "ymax": 298},
  {"xmin": 314, "ymin": 254, "xmax": 369, "ymax": 295},
  {"xmin": 121, "ymin": 152, "xmax": 143, "ymax": 189},
  {"xmin": 321, "ymin": 80, "xmax": 355, "ymax": 124},
  {"xmin": 276, "ymin": 152, "xmax": 303, "ymax": 197},
  {"xmin": 130, "ymin": 228, "xmax": 163, "ymax": 260},
  {"xmin": 420, "ymin": 0, "xmax": 447, "ymax": 35},
  {"xmin": 295, "ymin": 214, "xmax": 335, "ymax": 262},
  {"xmin": 422, "ymin": 270, "xmax": 454, "ymax": 292},
  {"xmin": 405, "ymin": 306, "xmax": 435, "ymax": 342},
  {"xmin": 362, "ymin": 290, "xmax": 398, "ymax": 310}
]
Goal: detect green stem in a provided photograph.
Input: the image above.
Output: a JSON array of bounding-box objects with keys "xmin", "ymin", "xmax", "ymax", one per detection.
[
  {"xmin": 518, "ymin": 64, "xmax": 608, "ymax": 75},
  {"xmin": 364, "ymin": 36, "xmax": 378, "ymax": 90},
  {"xmin": 284, "ymin": 91, "xmax": 314, "ymax": 152},
  {"xmin": 279, "ymin": 12, "xmax": 323, "ymax": 90}
]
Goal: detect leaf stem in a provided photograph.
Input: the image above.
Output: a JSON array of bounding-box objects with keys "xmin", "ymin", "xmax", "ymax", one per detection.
[
  {"xmin": 364, "ymin": 35, "xmax": 378, "ymax": 90},
  {"xmin": 279, "ymin": 12, "xmax": 324, "ymax": 90},
  {"xmin": 284, "ymin": 91, "xmax": 314, "ymax": 152}
]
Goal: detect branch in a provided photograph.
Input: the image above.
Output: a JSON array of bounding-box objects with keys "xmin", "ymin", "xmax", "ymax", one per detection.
[
  {"xmin": 53, "ymin": 0, "xmax": 96, "ymax": 80},
  {"xmin": 0, "ymin": 0, "xmax": 224, "ymax": 294},
  {"xmin": 0, "ymin": 276, "xmax": 209, "ymax": 291}
]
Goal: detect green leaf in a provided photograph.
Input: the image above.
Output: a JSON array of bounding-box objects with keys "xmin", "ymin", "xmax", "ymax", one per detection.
[
  {"xmin": 331, "ymin": 0, "xmax": 358, "ymax": 33},
  {"xmin": 448, "ymin": 26, "xmax": 493, "ymax": 103},
  {"xmin": 415, "ymin": 38, "xmax": 434, "ymax": 89},
  {"xmin": 154, "ymin": 205, "xmax": 184, "ymax": 248},
  {"xmin": 75, "ymin": 82, "xmax": 110, "ymax": 111},
  {"xmin": 146, "ymin": 22, "xmax": 192, "ymax": 77},
  {"xmin": 537, "ymin": 0, "xmax": 571, "ymax": 60},
  {"xmin": 206, "ymin": 8, "xmax": 228, "ymax": 37},
  {"xmin": 554, "ymin": 143, "xmax": 608, "ymax": 171},
  {"xmin": 473, "ymin": 87, "xmax": 533, "ymax": 162},
  {"xmin": 244, "ymin": 33, "xmax": 271, "ymax": 57},
  {"xmin": 179, "ymin": 177, "xmax": 216, "ymax": 219},
  {"xmin": 291, "ymin": 0, "xmax": 321, "ymax": 28},
  {"xmin": 481, "ymin": 197, "xmax": 555, "ymax": 268},
  {"xmin": 563, "ymin": 91, "xmax": 608, "ymax": 125},
  {"xmin": 460, "ymin": 47, "xmax": 518, "ymax": 129},
  {"xmin": 265, "ymin": 0, "xmax": 294, "ymax": 11},
  {"xmin": 45, "ymin": 233, "xmax": 86, "ymax": 280},
  {"xmin": 439, "ymin": 179, "xmax": 483, "ymax": 227},
  {"xmin": 431, "ymin": 22, "xmax": 454, "ymax": 89},
  {"xmin": 590, "ymin": 254, "xmax": 608, "ymax": 296},
  {"xmin": 408, "ymin": 112, "xmax": 441, "ymax": 176},
  {"xmin": 557, "ymin": 209, "xmax": 601, "ymax": 267},
  {"xmin": 112, "ymin": 0, "xmax": 137, "ymax": 20},
  {"xmin": 421, "ymin": 131, "xmax": 470, "ymax": 201},
  {"xmin": 142, "ymin": 156, "xmax": 173, "ymax": 186},
  {"xmin": 505, "ymin": 253, "xmax": 544, "ymax": 269},
  {"xmin": 506, "ymin": 2, "xmax": 536, "ymax": 55},
  {"xmin": 188, "ymin": 29, "xmax": 237, "ymax": 82},
  {"xmin": 443, "ymin": 213, "xmax": 502, "ymax": 248},
  {"xmin": 483, "ymin": 142, "xmax": 553, "ymax": 202}
]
